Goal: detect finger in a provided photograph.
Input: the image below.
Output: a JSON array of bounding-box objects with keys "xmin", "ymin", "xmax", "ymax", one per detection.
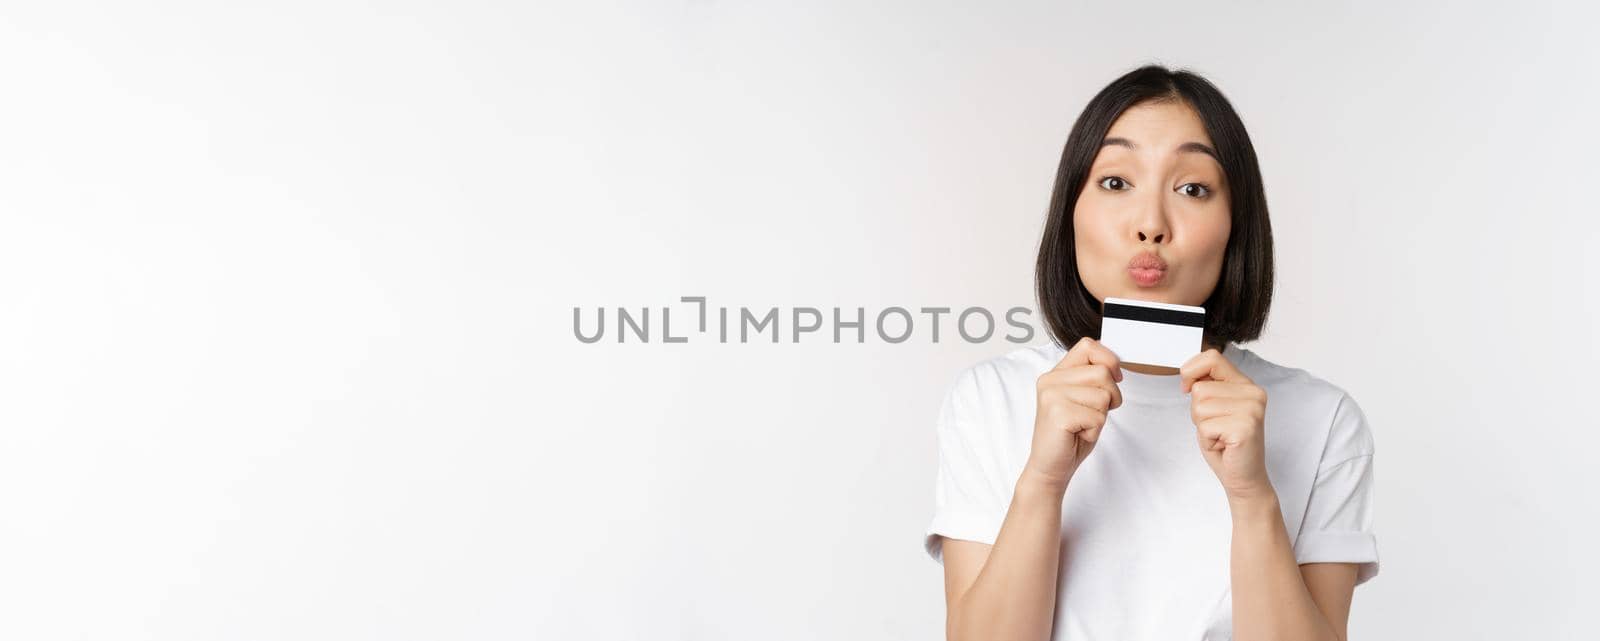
[
  {"xmin": 1190, "ymin": 397, "xmax": 1258, "ymax": 422},
  {"xmin": 1194, "ymin": 417, "xmax": 1253, "ymax": 450},
  {"xmin": 1179, "ymin": 349, "xmax": 1224, "ymax": 392},
  {"xmin": 1189, "ymin": 380, "xmax": 1267, "ymax": 403},
  {"xmin": 1047, "ymin": 364, "xmax": 1124, "ymax": 410},
  {"xmin": 1062, "ymin": 383, "xmax": 1115, "ymax": 414},
  {"xmin": 1195, "ymin": 422, "xmax": 1229, "ymax": 452},
  {"xmin": 1041, "ymin": 393, "xmax": 1106, "ymax": 434},
  {"xmin": 1179, "ymin": 348, "xmax": 1252, "ymax": 392},
  {"xmin": 1055, "ymin": 337, "xmax": 1123, "ymax": 382}
]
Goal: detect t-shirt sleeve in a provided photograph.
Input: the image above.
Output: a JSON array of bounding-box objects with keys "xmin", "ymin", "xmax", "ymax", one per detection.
[
  {"xmin": 1293, "ymin": 392, "xmax": 1381, "ymax": 586},
  {"xmin": 923, "ymin": 364, "xmax": 1014, "ymax": 565}
]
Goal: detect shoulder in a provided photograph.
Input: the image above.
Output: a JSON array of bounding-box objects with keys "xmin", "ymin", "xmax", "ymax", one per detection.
[
  {"xmin": 931, "ymin": 343, "xmax": 1065, "ymax": 470},
  {"xmin": 946, "ymin": 341, "xmax": 1065, "ymax": 399},
  {"xmin": 1233, "ymin": 344, "xmax": 1360, "ymax": 411},
  {"xmin": 937, "ymin": 341, "xmax": 1064, "ymax": 423},
  {"xmin": 1234, "ymin": 345, "xmax": 1376, "ymax": 464}
]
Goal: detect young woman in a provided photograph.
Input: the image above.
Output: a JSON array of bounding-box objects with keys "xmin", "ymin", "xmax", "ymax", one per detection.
[{"xmin": 923, "ymin": 65, "xmax": 1380, "ymax": 641}]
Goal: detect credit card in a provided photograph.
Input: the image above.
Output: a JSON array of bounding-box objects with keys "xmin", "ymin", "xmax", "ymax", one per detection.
[{"xmin": 1098, "ymin": 297, "xmax": 1205, "ymax": 369}]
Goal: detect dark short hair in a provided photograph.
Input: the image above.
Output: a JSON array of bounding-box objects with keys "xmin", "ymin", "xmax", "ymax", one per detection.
[{"xmin": 1035, "ymin": 64, "xmax": 1275, "ymax": 349}]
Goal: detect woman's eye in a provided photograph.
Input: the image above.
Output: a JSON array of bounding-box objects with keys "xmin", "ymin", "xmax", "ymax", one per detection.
[
  {"xmin": 1178, "ymin": 182, "xmax": 1210, "ymax": 198},
  {"xmin": 1098, "ymin": 176, "xmax": 1129, "ymax": 191}
]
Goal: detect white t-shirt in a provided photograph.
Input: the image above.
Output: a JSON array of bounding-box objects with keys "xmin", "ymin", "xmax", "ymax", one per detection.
[{"xmin": 924, "ymin": 341, "xmax": 1379, "ymax": 640}]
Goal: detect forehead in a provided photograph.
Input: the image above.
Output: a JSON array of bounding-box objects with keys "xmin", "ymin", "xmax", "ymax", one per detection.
[{"xmin": 1102, "ymin": 100, "xmax": 1215, "ymax": 150}]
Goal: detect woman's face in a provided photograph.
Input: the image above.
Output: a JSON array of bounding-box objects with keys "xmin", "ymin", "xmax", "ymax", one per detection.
[{"xmin": 1073, "ymin": 99, "xmax": 1231, "ymax": 308}]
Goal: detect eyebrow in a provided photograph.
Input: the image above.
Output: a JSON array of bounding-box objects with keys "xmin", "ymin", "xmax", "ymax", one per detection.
[{"xmin": 1100, "ymin": 137, "xmax": 1219, "ymax": 162}]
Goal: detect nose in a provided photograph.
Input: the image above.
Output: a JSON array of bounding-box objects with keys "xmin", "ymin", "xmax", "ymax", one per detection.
[{"xmin": 1133, "ymin": 194, "xmax": 1170, "ymax": 244}]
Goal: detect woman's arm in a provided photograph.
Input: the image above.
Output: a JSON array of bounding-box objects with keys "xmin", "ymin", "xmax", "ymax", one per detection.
[
  {"xmin": 1177, "ymin": 350, "xmax": 1360, "ymax": 640},
  {"xmin": 937, "ymin": 337, "xmax": 1122, "ymax": 641},
  {"xmin": 940, "ymin": 469, "xmax": 1069, "ymax": 641},
  {"xmin": 1229, "ymin": 492, "xmax": 1358, "ymax": 641}
]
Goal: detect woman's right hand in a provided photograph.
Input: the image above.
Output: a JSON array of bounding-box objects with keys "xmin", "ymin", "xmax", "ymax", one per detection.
[{"xmin": 1024, "ymin": 337, "xmax": 1124, "ymax": 490}]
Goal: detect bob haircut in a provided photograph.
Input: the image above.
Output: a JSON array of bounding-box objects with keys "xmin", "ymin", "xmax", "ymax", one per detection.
[{"xmin": 1035, "ymin": 64, "xmax": 1275, "ymax": 350}]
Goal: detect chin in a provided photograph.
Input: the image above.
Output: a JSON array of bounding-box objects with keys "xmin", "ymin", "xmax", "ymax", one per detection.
[{"xmin": 1119, "ymin": 286, "xmax": 1171, "ymax": 300}]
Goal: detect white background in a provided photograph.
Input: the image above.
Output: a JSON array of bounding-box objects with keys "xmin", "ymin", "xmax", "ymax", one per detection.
[{"xmin": 2, "ymin": 1, "xmax": 1597, "ymax": 639}]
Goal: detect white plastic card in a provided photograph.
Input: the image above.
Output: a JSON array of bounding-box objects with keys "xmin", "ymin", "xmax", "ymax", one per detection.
[{"xmin": 1098, "ymin": 297, "xmax": 1206, "ymax": 369}]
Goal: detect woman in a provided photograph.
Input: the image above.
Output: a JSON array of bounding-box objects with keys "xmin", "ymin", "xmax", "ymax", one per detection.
[{"xmin": 923, "ymin": 65, "xmax": 1380, "ymax": 641}]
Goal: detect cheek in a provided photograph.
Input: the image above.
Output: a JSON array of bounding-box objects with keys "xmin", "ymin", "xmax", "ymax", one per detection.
[
  {"xmin": 1194, "ymin": 218, "xmax": 1231, "ymax": 263},
  {"xmin": 1071, "ymin": 198, "xmax": 1120, "ymax": 296},
  {"xmin": 1179, "ymin": 211, "xmax": 1232, "ymax": 296},
  {"xmin": 1072, "ymin": 196, "xmax": 1119, "ymax": 255},
  {"xmin": 1170, "ymin": 194, "xmax": 1231, "ymax": 260}
]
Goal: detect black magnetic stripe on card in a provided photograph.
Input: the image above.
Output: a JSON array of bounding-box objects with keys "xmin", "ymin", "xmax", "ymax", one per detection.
[{"xmin": 1102, "ymin": 302, "xmax": 1206, "ymax": 327}]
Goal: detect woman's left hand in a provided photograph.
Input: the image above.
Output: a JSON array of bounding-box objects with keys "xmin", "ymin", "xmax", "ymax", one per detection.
[{"xmin": 1180, "ymin": 348, "xmax": 1273, "ymax": 503}]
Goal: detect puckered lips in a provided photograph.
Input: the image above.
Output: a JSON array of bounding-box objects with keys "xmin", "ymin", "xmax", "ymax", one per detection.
[{"xmin": 1127, "ymin": 251, "xmax": 1168, "ymax": 287}]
